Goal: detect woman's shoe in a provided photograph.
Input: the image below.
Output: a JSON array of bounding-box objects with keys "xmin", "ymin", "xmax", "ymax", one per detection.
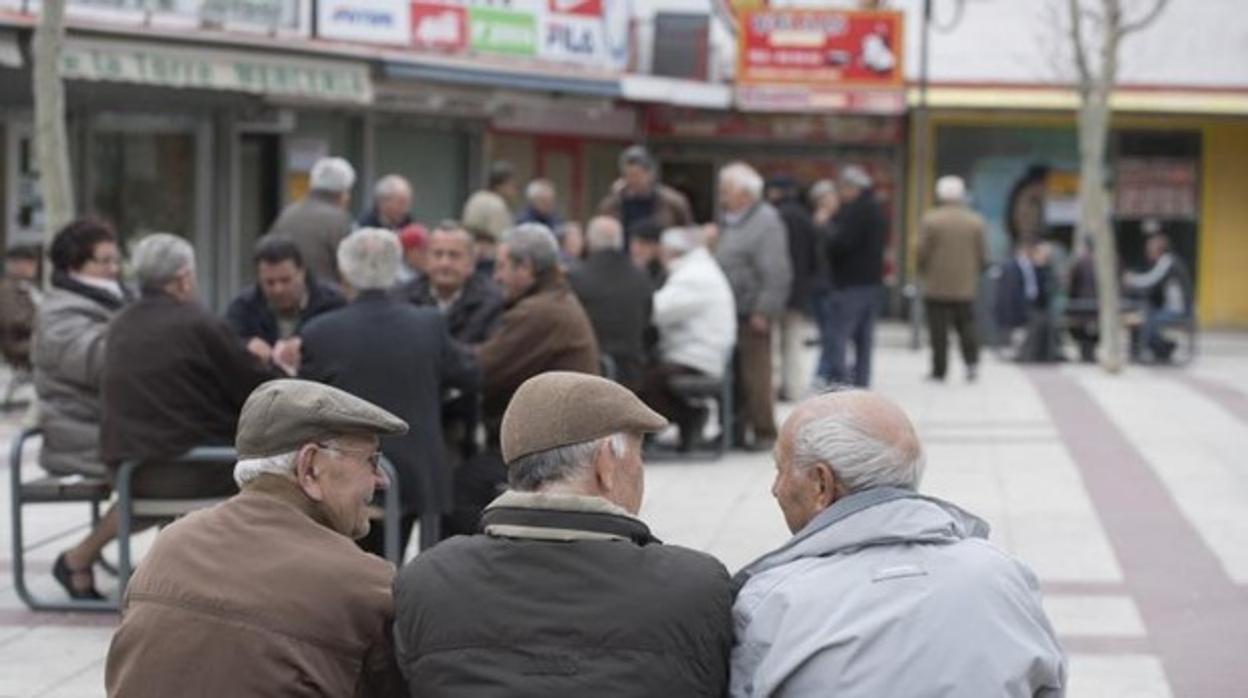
[{"xmin": 53, "ymin": 552, "xmax": 105, "ymax": 600}]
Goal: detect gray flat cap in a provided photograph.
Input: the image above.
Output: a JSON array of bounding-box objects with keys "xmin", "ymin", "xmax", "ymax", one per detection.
[
  {"xmin": 236, "ymin": 379, "xmax": 407, "ymax": 459},
  {"xmin": 501, "ymin": 372, "xmax": 667, "ymax": 464}
]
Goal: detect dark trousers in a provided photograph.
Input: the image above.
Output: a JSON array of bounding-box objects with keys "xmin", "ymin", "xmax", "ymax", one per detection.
[
  {"xmin": 925, "ymin": 299, "xmax": 979, "ymax": 378},
  {"xmin": 825, "ymin": 285, "xmax": 880, "ymax": 388},
  {"xmin": 735, "ymin": 322, "xmax": 777, "ymax": 442},
  {"xmin": 640, "ymin": 362, "xmax": 705, "ymax": 445}
]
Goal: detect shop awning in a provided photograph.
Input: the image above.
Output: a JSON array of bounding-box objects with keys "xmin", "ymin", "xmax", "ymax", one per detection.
[
  {"xmin": 620, "ymin": 75, "xmax": 731, "ymax": 109},
  {"xmin": 60, "ymin": 37, "xmax": 374, "ymax": 104},
  {"xmin": 382, "ymin": 56, "xmax": 620, "ymax": 99}
]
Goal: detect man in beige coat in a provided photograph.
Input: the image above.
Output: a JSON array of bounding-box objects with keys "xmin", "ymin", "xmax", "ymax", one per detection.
[
  {"xmin": 105, "ymin": 380, "xmax": 408, "ymax": 697},
  {"xmin": 917, "ymin": 175, "xmax": 987, "ymax": 381}
]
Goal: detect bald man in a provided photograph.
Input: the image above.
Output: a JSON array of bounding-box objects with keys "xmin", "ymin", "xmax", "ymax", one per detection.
[{"xmin": 730, "ymin": 391, "xmax": 1065, "ymax": 697}]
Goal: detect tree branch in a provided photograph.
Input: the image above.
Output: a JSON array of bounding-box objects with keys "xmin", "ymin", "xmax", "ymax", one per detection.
[
  {"xmin": 1067, "ymin": 0, "xmax": 1093, "ymax": 85},
  {"xmin": 1118, "ymin": 0, "xmax": 1170, "ymax": 38}
]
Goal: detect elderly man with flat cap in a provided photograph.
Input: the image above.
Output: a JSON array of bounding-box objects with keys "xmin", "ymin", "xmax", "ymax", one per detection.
[
  {"xmin": 106, "ymin": 379, "xmax": 408, "ymax": 697},
  {"xmin": 393, "ymin": 372, "xmax": 733, "ymax": 697}
]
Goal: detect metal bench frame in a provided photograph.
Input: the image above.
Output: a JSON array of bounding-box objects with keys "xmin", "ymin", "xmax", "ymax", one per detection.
[
  {"xmin": 11, "ymin": 429, "xmax": 402, "ymax": 612},
  {"xmin": 647, "ymin": 360, "xmax": 734, "ymax": 462}
]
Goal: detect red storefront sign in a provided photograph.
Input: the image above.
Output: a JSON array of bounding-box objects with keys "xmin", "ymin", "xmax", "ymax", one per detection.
[
  {"xmin": 737, "ymin": 9, "xmax": 904, "ymax": 87},
  {"xmin": 1115, "ymin": 158, "xmax": 1198, "ymax": 220},
  {"xmin": 411, "ymin": 2, "xmax": 467, "ymax": 50},
  {"xmin": 548, "ymin": 0, "xmax": 602, "ymax": 17}
]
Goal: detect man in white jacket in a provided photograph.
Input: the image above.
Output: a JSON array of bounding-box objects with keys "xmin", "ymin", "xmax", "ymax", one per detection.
[
  {"xmin": 731, "ymin": 390, "xmax": 1066, "ymax": 697},
  {"xmin": 642, "ymin": 227, "xmax": 736, "ymax": 450}
]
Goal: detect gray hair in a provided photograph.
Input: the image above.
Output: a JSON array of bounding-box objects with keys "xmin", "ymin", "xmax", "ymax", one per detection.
[
  {"xmin": 501, "ymin": 223, "xmax": 559, "ymax": 276},
  {"xmin": 585, "ymin": 216, "xmax": 623, "ymax": 252},
  {"xmin": 839, "ymin": 165, "xmax": 873, "ymax": 189},
  {"xmin": 310, "ymin": 157, "xmax": 356, "ymax": 193},
  {"xmin": 509, "ymin": 433, "xmax": 629, "ymax": 491},
  {"xmin": 131, "ymin": 233, "xmax": 195, "ymax": 295},
  {"xmin": 234, "ymin": 450, "xmax": 298, "ymax": 487},
  {"xmin": 525, "ymin": 178, "xmax": 555, "ymax": 202},
  {"xmin": 935, "ymin": 175, "xmax": 966, "ymax": 204},
  {"xmin": 809, "ymin": 179, "xmax": 837, "ymax": 206},
  {"xmin": 791, "ymin": 402, "xmax": 925, "ymax": 493},
  {"xmin": 659, "ymin": 226, "xmax": 702, "ymax": 255},
  {"xmin": 719, "ymin": 162, "xmax": 764, "ymax": 200},
  {"xmin": 373, "ymin": 174, "xmax": 411, "ymax": 200},
  {"xmin": 338, "ymin": 227, "xmax": 402, "ymax": 290}
]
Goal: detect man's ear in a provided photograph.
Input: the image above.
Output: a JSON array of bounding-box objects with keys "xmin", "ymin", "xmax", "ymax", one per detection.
[
  {"xmin": 591, "ymin": 440, "xmax": 615, "ymax": 496},
  {"xmin": 294, "ymin": 444, "xmax": 326, "ymax": 502},
  {"xmin": 812, "ymin": 462, "xmax": 839, "ymax": 509}
]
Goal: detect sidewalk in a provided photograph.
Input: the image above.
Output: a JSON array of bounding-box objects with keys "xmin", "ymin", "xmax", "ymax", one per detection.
[{"xmin": 3, "ymin": 323, "xmax": 1248, "ymax": 696}]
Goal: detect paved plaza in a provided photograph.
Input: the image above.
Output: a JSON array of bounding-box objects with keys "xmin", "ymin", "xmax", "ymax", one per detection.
[{"xmin": 1, "ymin": 324, "xmax": 1247, "ymax": 697}]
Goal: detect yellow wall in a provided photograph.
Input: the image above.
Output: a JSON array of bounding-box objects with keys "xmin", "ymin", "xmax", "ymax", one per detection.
[{"xmin": 1199, "ymin": 121, "xmax": 1248, "ymax": 328}]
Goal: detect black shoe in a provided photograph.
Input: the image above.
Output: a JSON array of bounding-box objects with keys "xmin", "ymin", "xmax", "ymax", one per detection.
[
  {"xmin": 677, "ymin": 407, "xmax": 710, "ymax": 452},
  {"xmin": 53, "ymin": 552, "xmax": 104, "ymax": 601}
]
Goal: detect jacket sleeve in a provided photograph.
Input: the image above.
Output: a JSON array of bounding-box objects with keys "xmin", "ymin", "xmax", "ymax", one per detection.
[
  {"xmin": 34, "ymin": 306, "xmax": 109, "ymax": 389},
  {"xmin": 436, "ymin": 316, "xmax": 480, "ymax": 394},
  {"xmin": 753, "ymin": 214, "xmax": 793, "ymax": 317},
  {"xmin": 652, "ymin": 270, "xmax": 702, "ymax": 326},
  {"xmin": 477, "ymin": 303, "xmax": 545, "ymax": 394},
  {"xmin": 224, "ymin": 295, "xmax": 257, "ymax": 341},
  {"xmin": 199, "ymin": 314, "xmax": 276, "ymax": 409}
]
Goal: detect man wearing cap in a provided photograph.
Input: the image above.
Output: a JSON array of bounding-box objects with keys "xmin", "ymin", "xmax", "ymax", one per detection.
[
  {"xmin": 105, "ymin": 379, "xmax": 408, "ymax": 697},
  {"xmin": 825, "ymin": 165, "xmax": 886, "ymax": 387},
  {"xmin": 269, "ymin": 156, "xmax": 357, "ymax": 283},
  {"xmin": 393, "ymin": 372, "xmax": 733, "ymax": 696}
]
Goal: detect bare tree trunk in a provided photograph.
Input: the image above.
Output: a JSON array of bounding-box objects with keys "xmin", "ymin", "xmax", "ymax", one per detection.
[
  {"xmin": 32, "ymin": 0, "xmax": 74, "ymax": 255},
  {"xmin": 1076, "ymin": 84, "xmax": 1123, "ymax": 372}
]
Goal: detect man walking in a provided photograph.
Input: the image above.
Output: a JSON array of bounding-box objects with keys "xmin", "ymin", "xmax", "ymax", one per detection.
[
  {"xmin": 825, "ymin": 165, "xmax": 885, "ymax": 387},
  {"xmin": 917, "ymin": 175, "xmax": 987, "ymax": 381}
]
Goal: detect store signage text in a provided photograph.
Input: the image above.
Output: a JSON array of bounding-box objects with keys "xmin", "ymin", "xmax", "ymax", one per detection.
[
  {"xmin": 318, "ymin": 0, "xmax": 409, "ymax": 43},
  {"xmin": 737, "ymin": 9, "xmax": 904, "ymax": 87},
  {"xmin": 468, "ymin": 6, "xmax": 537, "ymax": 55},
  {"xmin": 12, "ymin": 0, "xmax": 307, "ymax": 36}
]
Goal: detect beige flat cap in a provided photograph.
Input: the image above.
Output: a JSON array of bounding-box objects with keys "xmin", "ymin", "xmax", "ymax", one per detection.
[
  {"xmin": 236, "ymin": 379, "xmax": 408, "ymax": 459},
  {"xmin": 501, "ymin": 371, "xmax": 668, "ymax": 464}
]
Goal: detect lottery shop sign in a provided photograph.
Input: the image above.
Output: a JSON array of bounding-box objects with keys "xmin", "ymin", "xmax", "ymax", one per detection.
[{"xmin": 737, "ymin": 9, "xmax": 904, "ymax": 87}]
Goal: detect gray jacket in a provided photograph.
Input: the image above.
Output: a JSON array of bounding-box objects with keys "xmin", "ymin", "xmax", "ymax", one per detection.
[
  {"xmin": 715, "ymin": 202, "xmax": 792, "ymax": 319},
  {"xmin": 267, "ymin": 193, "xmax": 353, "ymax": 282},
  {"xmin": 32, "ymin": 282, "xmax": 125, "ymax": 476},
  {"xmin": 731, "ymin": 487, "xmax": 1066, "ymax": 697}
]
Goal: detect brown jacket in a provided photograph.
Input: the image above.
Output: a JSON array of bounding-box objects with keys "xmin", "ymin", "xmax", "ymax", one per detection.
[
  {"xmin": 597, "ymin": 182, "xmax": 694, "ymax": 231},
  {"xmin": 917, "ymin": 203, "xmax": 988, "ymax": 302},
  {"xmin": 478, "ymin": 274, "xmax": 599, "ymax": 425},
  {"xmin": 106, "ymin": 476, "xmax": 403, "ymax": 697}
]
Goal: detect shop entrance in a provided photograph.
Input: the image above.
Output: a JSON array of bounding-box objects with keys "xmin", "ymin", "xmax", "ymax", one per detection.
[{"xmin": 237, "ymin": 132, "xmax": 281, "ymax": 285}]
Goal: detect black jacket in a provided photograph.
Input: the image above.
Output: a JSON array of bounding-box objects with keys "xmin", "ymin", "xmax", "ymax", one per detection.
[
  {"xmin": 399, "ymin": 272, "xmax": 504, "ymax": 345},
  {"xmin": 357, "ymin": 206, "xmax": 412, "ymax": 231},
  {"xmin": 828, "ymin": 190, "xmax": 886, "ymax": 289},
  {"xmin": 568, "ymin": 250, "xmax": 653, "ymax": 380},
  {"xmin": 300, "ymin": 292, "xmax": 479, "ymax": 514},
  {"xmin": 775, "ymin": 196, "xmax": 818, "ymax": 310},
  {"xmin": 224, "ymin": 278, "xmax": 345, "ymax": 345},
  {"xmin": 393, "ymin": 492, "xmax": 733, "ymax": 697}
]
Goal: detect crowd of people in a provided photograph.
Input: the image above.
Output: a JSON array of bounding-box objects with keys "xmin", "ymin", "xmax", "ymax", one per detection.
[{"xmin": 0, "ymin": 142, "xmax": 1206, "ymax": 695}]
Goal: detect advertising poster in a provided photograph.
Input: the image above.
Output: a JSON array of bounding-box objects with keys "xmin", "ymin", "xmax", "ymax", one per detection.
[
  {"xmin": 318, "ymin": 0, "xmax": 411, "ymax": 45},
  {"xmin": 468, "ymin": 6, "xmax": 537, "ymax": 56},
  {"xmin": 411, "ymin": 2, "xmax": 467, "ymax": 50},
  {"xmin": 737, "ymin": 9, "xmax": 903, "ymax": 87}
]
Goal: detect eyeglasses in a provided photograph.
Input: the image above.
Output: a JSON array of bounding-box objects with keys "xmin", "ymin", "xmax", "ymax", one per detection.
[{"xmin": 315, "ymin": 442, "xmax": 383, "ymax": 473}]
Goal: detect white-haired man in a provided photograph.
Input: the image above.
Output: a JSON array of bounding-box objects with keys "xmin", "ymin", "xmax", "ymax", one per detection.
[
  {"xmin": 517, "ymin": 178, "xmax": 561, "ymax": 230},
  {"xmin": 393, "ymin": 372, "xmax": 733, "ymax": 696},
  {"xmin": 359, "ymin": 174, "xmax": 414, "ymax": 231},
  {"xmin": 106, "ymin": 380, "xmax": 408, "ymax": 696},
  {"xmin": 825, "ymin": 164, "xmax": 886, "ymax": 387},
  {"xmin": 300, "ymin": 228, "xmax": 478, "ymax": 553},
  {"xmin": 568, "ymin": 216, "xmax": 653, "ymax": 390},
  {"xmin": 730, "ymin": 390, "xmax": 1066, "ymax": 697},
  {"xmin": 269, "ymin": 156, "xmax": 357, "ymax": 283},
  {"xmin": 643, "ymin": 226, "xmax": 736, "ymax": 450},
  {"xmin": 714, "ymin": 161, "xmax": 791, "ymax": 451},
  {"xmin": 917, "ymin": 175, "xmax": 987, "ymax": 381}
]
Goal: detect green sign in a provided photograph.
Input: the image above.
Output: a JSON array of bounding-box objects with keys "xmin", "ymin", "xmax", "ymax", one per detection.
[
  {"xmin": 468, "ymin": 7, "xmax": 537, "ymax": 57},
  {"xmin": 60, "ymin": 39, "xmax": 373, "ymax": 104}
]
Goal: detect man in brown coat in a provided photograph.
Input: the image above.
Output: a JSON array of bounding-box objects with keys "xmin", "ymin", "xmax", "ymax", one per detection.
[
  {"xmin": 479, "ymin": 223, "xmax": 599, "ymax": 440},
  {"xmin": 917, "ymin": 175, "xmax": 988, "ymax": 381},
  {"xmin": 106, "ymin": 379, "xmax": 408, "ymax": 697}
]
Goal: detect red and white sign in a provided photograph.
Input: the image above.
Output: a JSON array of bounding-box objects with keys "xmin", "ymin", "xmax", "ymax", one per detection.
[
  {"xmin": 411, "ymin": 2, "xmax": 467, "ymax": 50},
  {"xmin": 737, "ymin": 9, "xmax": 904, "ymax": 87},
  {"xmin": 548, "ymin": 0, "xmax": 601, "ymax": 17}
]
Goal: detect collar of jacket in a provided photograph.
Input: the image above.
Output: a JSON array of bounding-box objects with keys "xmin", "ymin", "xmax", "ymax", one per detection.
[
  {"xmin": 353, "ymin": 289, "xmax": 392, "ymax": 304},
  {"xmin": 52, "ymin": 270, "xmax": 128, "ymax": 310},
  {"xmin": 722, "ymin": 201, "xmax": 761, "ymax": 228},
  {"xmin": 507, "ymin": 271, "xmax": 567, "ymax": 309},
  {"xmin": 730, "ymin": 486, "xmax": 990, "ymax": 595},
  {"xmin": 481, "ymin": 490, "xmax": 660, "ymax": 545},
  {"xmin": 239, "ymin": 473, "xmax": 341, "ymax": 532}
]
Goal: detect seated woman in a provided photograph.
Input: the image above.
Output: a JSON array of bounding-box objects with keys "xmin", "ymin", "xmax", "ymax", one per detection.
[{"xmin": 33, "ymin": 219, "xmax": 128, "ymax": 599}]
